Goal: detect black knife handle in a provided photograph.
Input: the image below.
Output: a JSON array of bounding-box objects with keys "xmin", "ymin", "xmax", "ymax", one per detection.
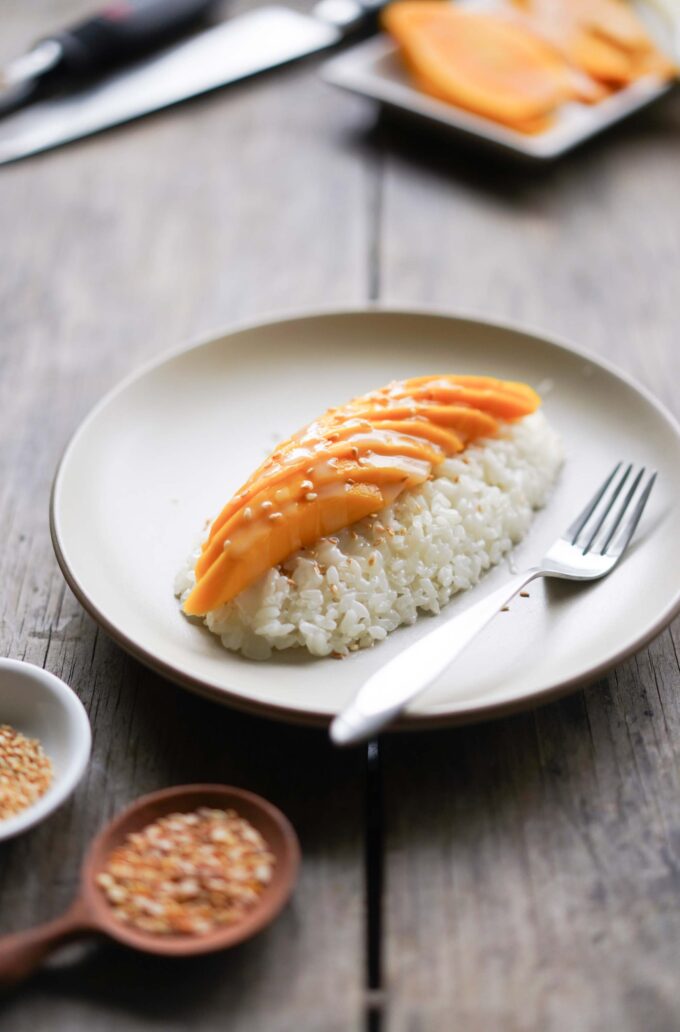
[{"xmin": 47, "ymin": 0, "xmax": 220, "ymax": 75}]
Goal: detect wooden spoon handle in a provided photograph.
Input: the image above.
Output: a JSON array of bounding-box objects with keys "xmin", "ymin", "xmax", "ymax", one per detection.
[{"xmin": 0, "ymin": 898, "xmax": 99, "ymax": 988}]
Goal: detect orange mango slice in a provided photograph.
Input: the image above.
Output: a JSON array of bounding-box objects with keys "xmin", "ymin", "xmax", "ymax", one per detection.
[
  {"xmin": 512, "ymin": 0, "xmax": 677, "ymax": 87},
  {"xmin": 382, "ymin": 3, "xmax": 574, "ymax": 127}
]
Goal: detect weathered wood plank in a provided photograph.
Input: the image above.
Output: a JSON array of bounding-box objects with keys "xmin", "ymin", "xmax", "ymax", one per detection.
[
  {"xmin": 377, "ymin": 91, "xmax": 680, "ymax": 1030},
  {"xmin": 0, "ymin": 2, "xmax": 373, "ymax": 1027}
]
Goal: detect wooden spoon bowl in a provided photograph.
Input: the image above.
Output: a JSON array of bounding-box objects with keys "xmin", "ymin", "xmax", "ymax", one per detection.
[{"xmin": 0, "ymin": 785, "xmax": 300, "ymax": 986}]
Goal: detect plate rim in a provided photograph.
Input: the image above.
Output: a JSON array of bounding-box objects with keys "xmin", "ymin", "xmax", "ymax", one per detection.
[{"xmin": 50, "ymin": 304, "xmax": 680, "ymax": 730}]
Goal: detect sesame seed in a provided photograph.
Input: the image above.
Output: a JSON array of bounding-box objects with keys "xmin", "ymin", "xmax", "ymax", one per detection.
[
  {"xmin": 268, "ymin": 512, "xmax": 283, "ymax": 521},
  {"xmin": 305, "ymin": 492, "xmax": 318, "ymax": 502},
  {"xmin": 261, "ymin": 500, "xmax": 273, "ymax": 510}
]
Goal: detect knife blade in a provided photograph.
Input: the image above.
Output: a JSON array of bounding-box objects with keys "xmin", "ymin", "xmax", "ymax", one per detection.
[{"xmin": 0, "ymin": 4, "xmax": 369, "ymax": 165}]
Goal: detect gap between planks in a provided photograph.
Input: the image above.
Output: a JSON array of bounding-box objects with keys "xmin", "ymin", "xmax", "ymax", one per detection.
[{"xmin": 364, "ymin": 739, "xmax": 385, "ymax": 1032}]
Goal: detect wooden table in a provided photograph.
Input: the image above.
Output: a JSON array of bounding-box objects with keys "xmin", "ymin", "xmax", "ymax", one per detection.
[{"xmin": 1, "ymin": 3, "xmax": 679, "ymax": 1029}]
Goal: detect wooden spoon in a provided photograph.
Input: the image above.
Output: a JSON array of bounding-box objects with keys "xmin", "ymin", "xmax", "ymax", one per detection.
[{"xmin": 0, "ymin": 784, "xmax": 300, "ymax": 987}]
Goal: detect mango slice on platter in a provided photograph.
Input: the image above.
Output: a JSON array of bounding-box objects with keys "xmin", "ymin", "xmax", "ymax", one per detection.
[
  {"xmin": 512, "ymin": 0, "xmax": 678, "ymax": 85},
  {"xmin": 383, "ymin": 2, "xmax": 575, "ymax": 128},
  {"xmin": 382, "ymin": 0, "xmax": 677, "ymax": 135}
]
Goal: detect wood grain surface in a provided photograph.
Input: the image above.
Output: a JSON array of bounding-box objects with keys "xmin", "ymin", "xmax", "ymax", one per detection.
[{"xmin": 0, "ymin": 2, "xmax": 679, "ymax": 1030}]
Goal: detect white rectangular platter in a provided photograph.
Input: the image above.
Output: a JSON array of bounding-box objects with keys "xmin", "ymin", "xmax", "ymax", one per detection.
[{"xmin": 322, "ymin": 30, "xmax": 674, "ymax": 161}]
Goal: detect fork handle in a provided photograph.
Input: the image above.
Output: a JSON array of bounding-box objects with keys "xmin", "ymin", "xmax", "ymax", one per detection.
[{"xmin": 330, "ymin": 569, "xmax": 541, "ymax": 745}]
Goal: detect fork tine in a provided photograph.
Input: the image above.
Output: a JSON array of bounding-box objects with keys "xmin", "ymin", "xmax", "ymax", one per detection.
[
  {"xmin": 564, "ymin": 462, "xmax": 622, "ymax": 543},
  {"xmin": 603, "ymin": 471, "xmax": 657, "ymax": 558},
  {"xmin": 582, "ymin": 463, "xmax": 633, "ymax": 553},
  {"xmin": 587, "ymin": 466, "xmax": 643, "ymax": 554}
]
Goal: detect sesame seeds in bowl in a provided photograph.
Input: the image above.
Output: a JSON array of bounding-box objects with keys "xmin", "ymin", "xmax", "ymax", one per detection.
[
  {"xmin": 0, "ymin": 659, "xmax": 91, "ymax": 842},
  {"xmin": 0, "ymin": 724, "xmax": 53, "ymax": 821}
]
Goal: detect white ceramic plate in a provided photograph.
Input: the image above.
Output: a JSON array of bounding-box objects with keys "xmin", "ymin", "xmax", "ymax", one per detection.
[
  {"xmin": 322, "ymin": 32, "xmax": 674, "ymax": 162},
  {"xmin": 51, "ymin": 309, "xmax": 680, "ymax": 729}
]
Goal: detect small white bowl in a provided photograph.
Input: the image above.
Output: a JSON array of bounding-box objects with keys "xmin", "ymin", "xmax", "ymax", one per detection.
[{"xmin": 0, "ymin": 659, "xmax": 91, "ymax": 841}]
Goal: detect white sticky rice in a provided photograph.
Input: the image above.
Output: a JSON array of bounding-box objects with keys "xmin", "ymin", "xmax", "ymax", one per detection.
[{"xmin": 176, "ymin": 411, "xmax": 563, "ymax": 660}]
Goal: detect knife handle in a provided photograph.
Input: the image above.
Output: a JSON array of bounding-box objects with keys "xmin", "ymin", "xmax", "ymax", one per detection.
[{"xmin": 47, "ymin": 0, "xmax": 220, "ymax": 75}]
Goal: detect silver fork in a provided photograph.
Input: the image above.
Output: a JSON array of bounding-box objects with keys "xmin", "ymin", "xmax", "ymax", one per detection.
[{"xmin": 330, "ymin": 463, "xmax": 657, "ymax": 746}]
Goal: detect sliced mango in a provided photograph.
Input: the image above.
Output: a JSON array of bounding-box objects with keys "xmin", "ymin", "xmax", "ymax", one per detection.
[
  {"xmin": 385, "ymin": 0, "xmax": 676, "ymax": 134},
  {"xmin": 184, "ymin": 373, "xmax": 542, "ymax": 615},
  {"xmin": 513, "ymin": 0, "xmax": 677, "ymax": 88},
  {"xmin": 391, "ymin": 382, "xmax": 541, "ymax": 420},
  {"xmin": 383, "ymin": 3, "xmax": 574, "ymax": 127},
  {"xmin": 204, "ymin": 420, "xmax": 438, "ymax": 547},
  {"xmin": 196, "ymin": 440, "xmax": 436, "ymax": 579},
  {"xmin": 370, "ymin": 419, "xmax": 465, "ymax": 454},
  {"xmin": 184, "ymin": 484, "xmax": 386, "ymax": 616}
]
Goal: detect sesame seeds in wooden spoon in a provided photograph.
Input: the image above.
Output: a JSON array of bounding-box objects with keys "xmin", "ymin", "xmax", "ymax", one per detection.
[{"xmin": 0, "ymin": 785, "xmax": 300, "ymax": 987}]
